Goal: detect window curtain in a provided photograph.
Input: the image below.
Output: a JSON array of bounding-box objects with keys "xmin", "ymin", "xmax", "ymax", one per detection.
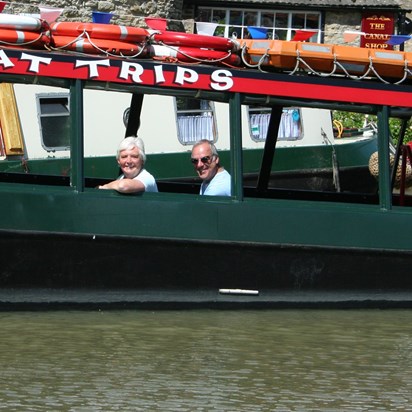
[
  {"xmin": 177, "ymin": 114, "xmax": 214, "ymax": 144},
  {"xmin": 250, "ymin": 109, "xmax": 302, "ymax": 141}
]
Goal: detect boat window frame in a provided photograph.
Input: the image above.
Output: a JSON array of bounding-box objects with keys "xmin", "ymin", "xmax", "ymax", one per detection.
[
  {"xmin": 36, "ymin": 92, "xmax": 71, "ymax": 152},
  {"xmin": 248, "ymin": 106, "xmax": 304, "ymax": 142},
  {"xmin": 174, "ymin": 97, "xmax": 218, "ymax": 145}
]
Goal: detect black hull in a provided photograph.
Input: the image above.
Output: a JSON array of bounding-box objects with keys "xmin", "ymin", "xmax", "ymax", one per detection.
[{"xmin": 1, "ymin": 230, "xmax": 412, "ymax": 309}]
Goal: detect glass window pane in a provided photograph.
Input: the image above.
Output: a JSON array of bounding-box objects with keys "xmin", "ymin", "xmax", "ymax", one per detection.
[
  {"xmin": 39, "ymin": 98, "xmax": 69, "ymax": 115},
  {"xmin": 37, "ymin": 95, "xmax": 70, "ymax": 151},
  {"xmin": 262, "ymin": 13, "xmax": 274, "ymax": 28},
  {"xmin": 229, "ymin": 10, "xmax": 242, "ymax": 26},
  {"xmin": 306, "ymin": 14, "xmax": 319, "ymax": 29},
  {"xmin": 292, "ymin": 13, "xmax": 305, "ymax": 29},
  {"xmin": 228, "ymin": 10, "xmax": 242, "ymax": 37},
  {"xmin": 211, "ymin": 9, "xmax": 227, "ymax": 36},
  {"xmin": 275, "ymin": 30, "xmax": 287, "ymax": 40},
  {"xmin": 212, "ymin": 9, "xmax": 226, "ymax": 24},
  {"xmin": 275, "ymin": 13, "xmax": 288, "ymax": 29},
  {"xmin": 198, "ymin": 8, "xmax": 212, "ymax": 22},
  {"xmin": 41, "ymin": 117, "xmax": 70, "ymax": 149},
  {"xmin": 244, "ymin": 12, "xmax": 258, "ymax": 26},
  {"xmin": 176, "ymin": 97, "xmax": 210, "ymax": 112}
]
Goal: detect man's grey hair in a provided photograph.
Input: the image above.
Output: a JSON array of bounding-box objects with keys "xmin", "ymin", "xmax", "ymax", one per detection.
[{"xmin": 192, "ymin": 139, "xmax": 218, "ymax": 157}]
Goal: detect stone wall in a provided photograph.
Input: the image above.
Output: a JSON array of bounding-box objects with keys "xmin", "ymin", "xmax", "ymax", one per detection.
[
  {"xmin": 4, "ymin": 0, "xmax": 184, "ymax": 27},
  {"xmin": 324, "ymin": 11, "xmax": 362, "ymax": 46},
  {"xmin": 325, "ymin": 10, "xmax": 411, "ymax": 51}
]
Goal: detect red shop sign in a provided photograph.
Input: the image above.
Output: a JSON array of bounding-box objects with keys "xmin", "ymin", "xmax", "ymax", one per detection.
[{"xmin": 361, "ymin": 12, "xmax": 394, "ymax": 50}]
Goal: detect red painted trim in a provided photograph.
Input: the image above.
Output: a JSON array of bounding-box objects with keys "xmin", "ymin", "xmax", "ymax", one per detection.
[
  {"xmin": 1, "ymin": 48, "xmax": 411, "ymax": 108},
  {"xmin": 230, "ymin": 77, "xmax": 412, "ymax": 107}
]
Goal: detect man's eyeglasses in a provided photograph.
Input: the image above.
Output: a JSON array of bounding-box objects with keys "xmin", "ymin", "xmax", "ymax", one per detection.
[{"xmin": 191, "ymin": 156, "xmax": 213, "ymax": 165}]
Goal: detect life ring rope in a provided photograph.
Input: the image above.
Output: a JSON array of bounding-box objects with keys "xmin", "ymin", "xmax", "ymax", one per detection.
[
  {"xmin": 51, "ymin": 30, "xmax": 147, "ymax": 58},
  {"xmin": 240, "ymin": 44, "xmax": 270, "ymax": 72}
]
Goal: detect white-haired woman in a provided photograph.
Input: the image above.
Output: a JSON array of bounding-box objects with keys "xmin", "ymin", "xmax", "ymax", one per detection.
[{"xmin": 99, "ymin": 136, "xmax": 158, "ymax": 193}]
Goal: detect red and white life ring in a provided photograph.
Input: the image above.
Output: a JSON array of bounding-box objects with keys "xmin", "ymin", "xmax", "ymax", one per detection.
[
  {"xmin": 50, "ymin": 22, "xmax": 149, "ymax": 43},
  {"xmin": 149, "ymin": 44, "xmax": 241, "ymax": 66},
  {"xmin": 149, "ymin": 31, "xmax": 238, "ymax": 52},
  {"xmin": 0, "ymin": 29, "xmax": 50, "ymax": 48},
  {"xmin": 52, "ymin": 35, "xmax": 147, "ymax": 56}
]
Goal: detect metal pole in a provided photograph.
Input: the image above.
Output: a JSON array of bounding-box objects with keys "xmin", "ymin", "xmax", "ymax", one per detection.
[
  {"xmin": 257, "ymin": 106, "xmax": 282, "ymax": 192},
  {"xmin": 377, "ymin": 105, "xmax": 391, "ymax": 210},
  {"xmin": 70, "ymin": 79, "xmax": 84, "ymax": 192},
  {"xmin": 125, "ymin": 93, "xmax": 144, "ymax": 137},
  {"xmin": 229, "ymin": 92, "xmax": 243, "ymax": 201}
]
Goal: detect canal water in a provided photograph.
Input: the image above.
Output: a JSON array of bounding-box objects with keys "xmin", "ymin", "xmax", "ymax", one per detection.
[{"xmin": 1, "ymin": 309, "xmax": 412, "ymax": 411}]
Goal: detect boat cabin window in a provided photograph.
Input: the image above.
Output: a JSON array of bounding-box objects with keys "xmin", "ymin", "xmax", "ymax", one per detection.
[
  {"xmin": 175, "ymin": 97, "xmax": 217, "ymax": 144},
  {"xmin": 36, "ymin": 93, "xmax": 70, "ymax": 151},
  {"xmin": 249, "ymin": 107, "xmax": 303, "ymax": 141},
  {"xmin": 197, "ymin": 8, "xmax": 321, "ymax": 42}
]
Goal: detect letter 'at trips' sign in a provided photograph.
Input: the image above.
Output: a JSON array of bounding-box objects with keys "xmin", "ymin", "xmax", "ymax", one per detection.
[{"xmin": 361, "ymin": 13, "xmax": 394, "ymax": 50}]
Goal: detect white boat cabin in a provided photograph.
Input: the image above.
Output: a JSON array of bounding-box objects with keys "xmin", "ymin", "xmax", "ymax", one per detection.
[{"xmin": 2, "ymin": 83, "xmax": 347, "ymax": 161}]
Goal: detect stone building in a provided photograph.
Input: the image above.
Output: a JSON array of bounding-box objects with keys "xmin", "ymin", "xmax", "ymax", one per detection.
[{"xmin": 5, "ymin": 0, "xmax": 412, "ymax": 50}]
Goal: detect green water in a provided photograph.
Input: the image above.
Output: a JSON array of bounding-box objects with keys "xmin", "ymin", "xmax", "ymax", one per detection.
[{"xmin": 0, "ymin": 310, "xmax": 411, "ymax": 411}]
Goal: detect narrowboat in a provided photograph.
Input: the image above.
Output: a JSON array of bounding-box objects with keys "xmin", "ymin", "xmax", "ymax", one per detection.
[{"xmin": 0, "ymin": 14, "xmax": 411, "ymax": 308}]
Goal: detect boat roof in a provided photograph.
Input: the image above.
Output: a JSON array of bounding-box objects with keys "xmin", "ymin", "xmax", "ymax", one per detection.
[{"xmin": 1, "ymin": 46, "xmax": 412, "ymax": 115}]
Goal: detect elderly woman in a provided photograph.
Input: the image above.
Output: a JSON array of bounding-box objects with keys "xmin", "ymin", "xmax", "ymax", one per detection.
[{"xmin": 98, "ymin": 136, "xmax": 158, "ymax": 193}]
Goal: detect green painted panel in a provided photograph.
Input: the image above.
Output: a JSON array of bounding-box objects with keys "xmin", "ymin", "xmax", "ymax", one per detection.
[{"xmin": 0, "ymin": 183, "xmax": 410, "ymax": 251}]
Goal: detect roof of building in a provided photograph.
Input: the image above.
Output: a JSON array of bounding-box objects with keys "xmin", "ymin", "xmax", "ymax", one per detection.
[{"xmin": 190, "ymin": 0, "xmax": 408, "ymax": 11}]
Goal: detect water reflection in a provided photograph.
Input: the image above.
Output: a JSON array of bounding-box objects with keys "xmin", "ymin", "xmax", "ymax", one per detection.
[{"xmin": 1, "ymin": 310, "xmax": 412, "ymax": 411}]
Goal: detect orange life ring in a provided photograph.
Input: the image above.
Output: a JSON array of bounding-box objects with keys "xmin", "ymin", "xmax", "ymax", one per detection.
[
  {"xmin": 50, "ymin": 22, "xmax": 149, "ymax": 43},
  {"xmin": 52, "ymin": 35, "xmax": 148, "ymax": 56},
  {"xmin": 149, "ymin": 45, "xmax": 241, "ymax": 66},
  {"xmin": 0, "ymin": 29, "xmax": 50, "ymax": 48},
  {"xmin": 150, "ymin": 31, "xmax": 238, "ymax": 52}
]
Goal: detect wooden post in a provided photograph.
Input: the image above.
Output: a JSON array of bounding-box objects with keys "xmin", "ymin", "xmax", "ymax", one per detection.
[{"xmin": 0, "ymin": 83, "xmax": 24, "ymax": 156}]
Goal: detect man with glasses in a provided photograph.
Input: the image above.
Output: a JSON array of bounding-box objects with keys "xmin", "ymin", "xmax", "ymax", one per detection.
[{"xmin": 191, "ymin": 139, "xmax": 231, "ymax": 196}]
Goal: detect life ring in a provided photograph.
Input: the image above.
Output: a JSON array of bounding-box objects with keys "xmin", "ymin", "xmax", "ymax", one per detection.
[
  {"xmin": 52, "ymin": 35, "xmax": 147, "ymax": 57},
  {"xmin": 369, "ymin": 151, "xmax": 412, "ymax": 188},
  {"xmin": 0, "ymin": 29, "xmax": 50, "ymax": 48},
  {"xmin": 149, "ymin": 44, "xmax": 241, "ymax": 66},
  {"xmin": 149, "ymin": 31, "xmax": 239, "ymax": 52},
  {"xmin": 50, "ymin": 22, "xmax": 149, "ymax": 43},
  {"xmin": 0, "ymin": 13, "xmax": 48, "ymax": 32}
]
